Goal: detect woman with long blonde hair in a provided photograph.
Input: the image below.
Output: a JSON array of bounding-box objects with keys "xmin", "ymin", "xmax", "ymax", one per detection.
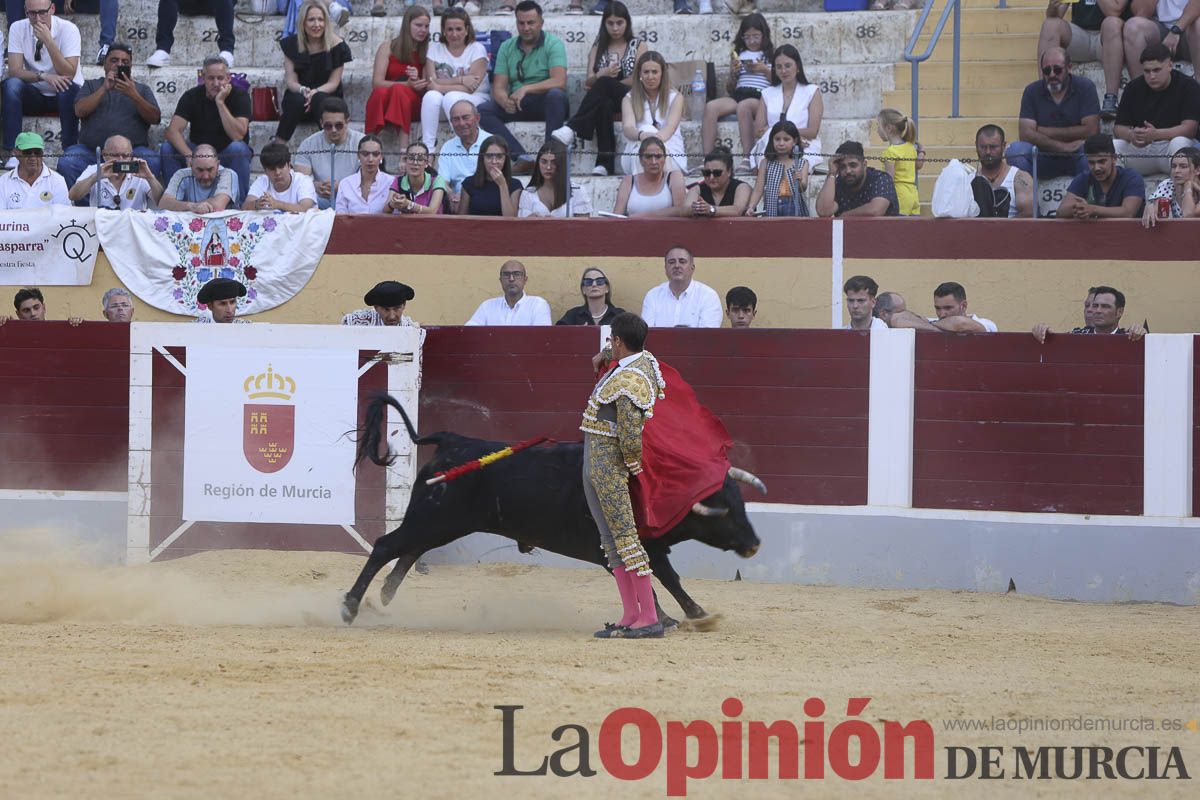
[
  {"xmin": 365, "ymin": 5, "xmax": 432, "ymax": 147},
  {"xmin": 619, "ymin": 51, "xmax": 685, "ymax": 175},
  {"xmin": 276, "ymin": 0, "xmax": 353, "ymax": 143}
]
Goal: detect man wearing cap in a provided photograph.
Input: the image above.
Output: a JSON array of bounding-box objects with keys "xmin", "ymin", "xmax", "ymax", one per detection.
[
  {"xmin": 2, "ymin": 0, "xmax": 84, "ymax": 157},
  {"xmin": 0, "ymin": 132, "xmax": 70, "ymax": 208},
  {"xmin": 341, "ymin": 280, "xmax": 421, "ymax": 328},
  {"xmin": 194, "ymin": 277, "xmax": 249, "ymax": 324}
]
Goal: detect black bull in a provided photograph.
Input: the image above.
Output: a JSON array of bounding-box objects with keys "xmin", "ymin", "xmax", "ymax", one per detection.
[{"xmin": 340, "ymin": 394, "xmax": 766, "ymax": 626}]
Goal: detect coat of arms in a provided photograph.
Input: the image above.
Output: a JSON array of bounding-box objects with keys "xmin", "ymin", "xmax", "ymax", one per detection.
[{"xmin": 243, "ymin": 364, "xmax": 296, "ymax": 474}]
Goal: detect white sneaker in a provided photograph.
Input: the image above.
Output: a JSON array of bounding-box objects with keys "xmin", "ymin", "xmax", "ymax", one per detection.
[
  {"xmin": 95, "ymin": 44, "xmax": 109, "ymax": 66},
  {"xmin": 462, "ymin": 0, "xmax": 481, "ymax": 12},
  {"xmin": 219, "ymin": 51, "xmax": 235, "ymax": 69},
  {"xmin": 591, "ymin": 165, "xmax": 608, "ymax": 176},
  {"xmin": 550, "ymin": 125, "xmax": 575, "ymax": 146},
  {"xmin": 698, "ymin": 0, "xmax": 714, "ymax": 10},
  {"xmin": 330, "ymin": 1, "xmax": 350, "ymax": 26},
  {"xmin": 145, "ymin": 49, "xmax": 171, "ymax": 68}
]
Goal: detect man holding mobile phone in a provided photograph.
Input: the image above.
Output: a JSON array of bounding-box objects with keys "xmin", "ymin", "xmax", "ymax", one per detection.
[
  {"xmin": 67, "ymin": 133, "xmax": 164, "ymax": 209},
  {"xmin": 58, "ymin": 43, "xmax": 161, "ymax": 188}
]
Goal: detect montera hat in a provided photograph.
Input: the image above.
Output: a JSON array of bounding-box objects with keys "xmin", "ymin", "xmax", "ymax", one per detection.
[
  {"xmin": 364, "ymin": 280, "xmax": 415, "ymax": 307},
  {"xmin": 197, "ymin": 277, "xmax": 247, "ymax": 305}
]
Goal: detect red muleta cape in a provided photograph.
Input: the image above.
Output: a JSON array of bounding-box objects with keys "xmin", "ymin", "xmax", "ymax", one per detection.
[{"xmin": 628, "ymin": 361, "xmax": 733, "ymax": 539}]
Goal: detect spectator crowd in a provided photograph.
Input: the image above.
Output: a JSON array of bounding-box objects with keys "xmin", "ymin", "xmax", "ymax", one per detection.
[{"xmin": 3, "ymin": 0, "xmax": 1200, "ymax": 221}]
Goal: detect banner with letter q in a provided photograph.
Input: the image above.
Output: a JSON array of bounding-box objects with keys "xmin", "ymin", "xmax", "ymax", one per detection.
[{"xmin": 0, "ymin": 207, "xmax": 100, "ymax": 285}]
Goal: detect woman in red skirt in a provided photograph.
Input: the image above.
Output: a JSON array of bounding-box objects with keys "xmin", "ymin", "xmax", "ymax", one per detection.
[{"xmin": 365, "ymin": 6, "xmax": 431, "ymax": 148}]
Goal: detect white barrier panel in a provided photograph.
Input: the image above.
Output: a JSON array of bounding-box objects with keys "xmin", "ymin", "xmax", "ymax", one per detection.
[
  {"xmin": 127, "ymin": 322, "xmax": 421, "ymax": 564},
  {"xmin": 182, "ymin": 347, "xmax": 358, "ymax": 525}
]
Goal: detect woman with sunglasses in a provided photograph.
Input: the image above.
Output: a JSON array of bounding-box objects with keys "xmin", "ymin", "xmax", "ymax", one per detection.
[
  {"xmin": 556, "ymin": 267, "xmax": 626, "ymax": 325},
  {"xmin": 387, "ymin": 141, "xmax": 448, "ymax": 214},
  {"xmin": 335, "ymin": 135, "xmax": 394, "ymax": 213},
  {"xmin": 516, "ymin": 139, "xmax": 592, "ymax": 217},
  {"xmin": 365, "ymin": 6, "xmax": 431, "ymax": 149},
  {"xmin": 748, "ymin": 44, "xmax": 823, "ymax": 175},
  {"xmin": 612, "ymin": 136, "xmax": 686, "ymax": 217},
  {"xmin": 550, "ymin": 1, "xmax": 646, "ymax": 177},
  {"xmin": 418, "ymin": 8, "xmax": 489, "ymax": 150},
  {"xmin": 458, "ymin": 135, "xmax": 520, "ymax": 216},
  {"xmin": 682, "ymin": 146, "xmax": 750, "ymax": 217},
  {"xmin": 619, "ymin": 51, "xmax": 685, "ymax": 176}
]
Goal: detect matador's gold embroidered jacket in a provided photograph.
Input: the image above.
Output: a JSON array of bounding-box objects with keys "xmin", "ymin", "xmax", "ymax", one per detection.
[{"xmin": 580, "ymin": 350, "xmax": 666, "ymax": 472}]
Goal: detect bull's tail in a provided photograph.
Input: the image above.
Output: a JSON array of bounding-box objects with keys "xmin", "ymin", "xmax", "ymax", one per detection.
[{"xmin": 355, "ymin": 393, "xmax": 438, "ymax": 468}]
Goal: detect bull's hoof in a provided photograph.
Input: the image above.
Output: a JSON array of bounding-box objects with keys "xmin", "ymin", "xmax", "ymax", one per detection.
[
  {"xmin": 658, "ymin": 614, "xmax": 680, "ymax": 631},
  {"xmin": 340, "ymin": 594, "xmax": 360, "ymax": 625}
]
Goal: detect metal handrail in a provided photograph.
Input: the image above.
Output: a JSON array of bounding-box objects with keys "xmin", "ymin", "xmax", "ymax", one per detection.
[{"xmin": 903, "ymin": 0, "xmax": 962, "ymax": 130}]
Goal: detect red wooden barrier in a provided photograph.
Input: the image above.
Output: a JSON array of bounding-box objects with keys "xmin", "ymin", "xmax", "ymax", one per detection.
[
  {"xmin": 419, "ymin": 327, "xmax": 872, "ymax": 506},
  {"xmin": 0, "ymin": 322, "xmax": 128, "ymax": 491},
  {"xmin": 913, "ymin": 332, "xmax": 1144, "ymax": 515}
]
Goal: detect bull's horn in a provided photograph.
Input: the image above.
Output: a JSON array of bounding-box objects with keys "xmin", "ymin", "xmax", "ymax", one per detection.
[
  {"xmin": 728, "ymin": 467, "xmax": 768, "ymax": 495},
  {"xmin": 691, "ymin": 502, "xmax": 729, "ymax": 518}
]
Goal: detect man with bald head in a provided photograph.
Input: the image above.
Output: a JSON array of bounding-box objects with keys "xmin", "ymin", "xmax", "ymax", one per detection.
[
  {"xmin": 1006, "ymin": 46, "xmax": 1099, "ymax": 180},
  {"xmin": 158, "ymin": 143, "xmax": 237, "ymax": 212},
  {"xmin": 437, "ymin": 99, "xmax": 485, "ymax": 211},
  {"xmin": 68, "ymin": 134, "xmax": 164, "ymax": 209},
  {"xmin": 465, "ymin": 260, "xmax": 552, "ymax": 326}
]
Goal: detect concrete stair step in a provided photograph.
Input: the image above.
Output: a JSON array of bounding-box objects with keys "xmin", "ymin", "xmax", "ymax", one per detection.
[
  {"xmin": 883, "ymin": 87, "xmax": 1020, "ymax": 117},
  {"xmin": 907, "ymin": 115, "xmax": 1017, "ymax": 145},
  {"xmin": 65, "ymin": 10, "xmax": 912, "ymax": 70},
  {"xmin": 921, "ymin": 32, "xmax": 1036, "ymax": 62},
  {"xmin": 895, "ymin": 59, "xmax": 1046, "ymax": 89}
]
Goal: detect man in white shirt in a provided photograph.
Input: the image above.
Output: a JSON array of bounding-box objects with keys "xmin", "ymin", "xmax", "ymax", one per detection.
[
  {"xmin": 293, "ymin": 97, "xmax": 363, "ymax": 211},
  {"xmin": 843, "ymin": 275, "xmax": 888, "ymax": 331},
  {"xmin": 3, "ymin": 0, "xmax": 83, "ymax": 154},
  {"xmin": 465, "ymin": 260, "xmax": 552, "ymax": 326},
  {"xmin": 243, "ymin": 142, "xmax": 318, "ymax": 213},
  {"xmin": 640, "ymin": 245, "xmax": 723, "ymax": 328},
  {"xmin": 0, "ymin": 131, "xmax": 70, "ymax": 208},
  {"xmin": 437, "ymin": 100, "xmax": 484, "ymax": 212},
  {"xmin": 68, "ymin": 134, "xmax": 164, "ymax": 209}
]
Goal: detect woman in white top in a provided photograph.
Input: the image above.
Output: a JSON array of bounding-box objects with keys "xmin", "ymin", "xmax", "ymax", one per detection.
[
  {"xmin": 335, "ymin": 135, "xmax": 394, "ymax": 213},
  {"xmin": 516, "ymin": 139, "xmax": 592, "ymax": 217},
  {"xmin": 748, "ymin": 44, "xmax": 823, "ymax": 174},
  {"xmin": 419, "ymin": 8, "xmax": 489, "ymax": 150},
  {"xmin": 613, "ymin": 136, "xmax": 685, "ymax": 217},
  {"xmin": 619, "ymin": 51, "xmax": 685, "ymax": 176}
]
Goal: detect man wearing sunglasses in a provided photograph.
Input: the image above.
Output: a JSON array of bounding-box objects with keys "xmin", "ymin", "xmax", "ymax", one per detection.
[
  {"xmin": 293, "ymin": 97, "xmax": 364, "ymax": 210},
  {"xmin": 1006, "ymin": 47, "xmax": 1099, "ymax": 180},
  {"xmin": 476, "ymin": 0, "xmax": 568, "ymax": 176},
  {"xmin": 0, "ymin": 131, "xmax": 70, "ymax": 208},
  {"xmin": 2, "ymin": 0, "xmax": 83, "ymax": 158}
]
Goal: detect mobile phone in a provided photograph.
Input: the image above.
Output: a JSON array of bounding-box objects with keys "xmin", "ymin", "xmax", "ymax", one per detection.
[
  {"xmin": 113, "ymin": 160, "xmax": 138, "ymax": 174},
  {"xmin": 116, "ymin": 65, "xmax": 131, "ymax": 81}
]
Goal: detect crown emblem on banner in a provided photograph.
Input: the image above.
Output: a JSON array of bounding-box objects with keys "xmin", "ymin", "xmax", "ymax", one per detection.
[{"xmin": 243, "ymin": 365, "xmax": 296, "ymax": 401}]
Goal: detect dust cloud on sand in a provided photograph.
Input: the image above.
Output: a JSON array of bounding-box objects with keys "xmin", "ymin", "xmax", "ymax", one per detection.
[{"xmin": 0, "ymin": 532, "xmax": 587, "ymax": 631}]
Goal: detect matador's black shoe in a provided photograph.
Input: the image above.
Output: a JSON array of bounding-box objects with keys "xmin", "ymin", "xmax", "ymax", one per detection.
[{"xmin": 594, "ymin": 622, "xmax": 664, "ymax": 639}]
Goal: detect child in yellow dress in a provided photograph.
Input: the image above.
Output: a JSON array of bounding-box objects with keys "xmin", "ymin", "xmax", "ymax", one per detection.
[{"xmin": 877, "ymin": 108, "xmax": 925, "ymax": 216}]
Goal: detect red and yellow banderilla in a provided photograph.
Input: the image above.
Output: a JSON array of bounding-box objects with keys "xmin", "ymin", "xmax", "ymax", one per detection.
[{"xmin": 425, "ymin": 436, "xmax": 553, "ymax": 485}]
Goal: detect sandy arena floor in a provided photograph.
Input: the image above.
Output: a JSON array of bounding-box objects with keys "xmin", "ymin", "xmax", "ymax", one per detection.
[{"xmin": 0, "ymin": 543, "xmax": 1196, "ymax": 799}]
